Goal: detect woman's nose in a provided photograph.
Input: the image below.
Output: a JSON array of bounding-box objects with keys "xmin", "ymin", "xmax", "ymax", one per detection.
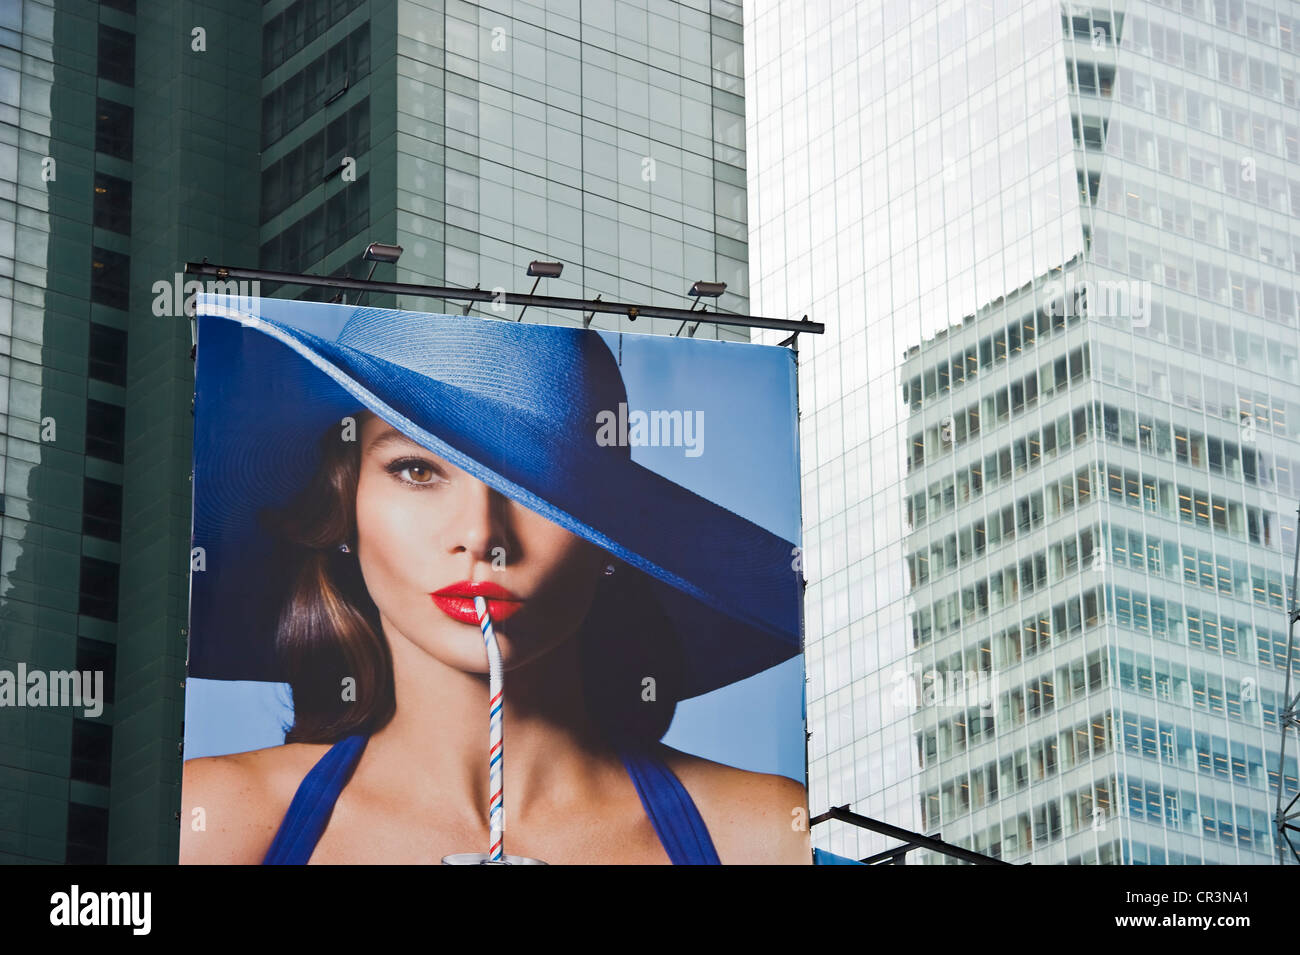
[{"xmin": 446, "ymin": 476, "xmax": 511, "ymax": 564}]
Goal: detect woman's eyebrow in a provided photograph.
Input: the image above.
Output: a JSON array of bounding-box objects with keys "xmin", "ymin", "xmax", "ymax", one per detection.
[{"xmin": 365, "ymin": 427, "xmax": 422, "ymax": 454}]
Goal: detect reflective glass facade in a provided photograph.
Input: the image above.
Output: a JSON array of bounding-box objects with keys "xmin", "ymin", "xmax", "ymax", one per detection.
[
  {"xmin": 396, "ymin": 0, "xmax": 749, "ymax": 338},
  {"xmin": 1, "ymin": 0, "xmax": 264, "ymax": 864},
  {"xmin": 747, "ymin": 0, "xmax": 1299, "ymax": 863},
  {"xmin": 2, "ymin": 0, "xmax": 129, "ymax": 864},
  {"xmin": 266, "ymin": 0, "xmax": 751, "ymax": 340}
]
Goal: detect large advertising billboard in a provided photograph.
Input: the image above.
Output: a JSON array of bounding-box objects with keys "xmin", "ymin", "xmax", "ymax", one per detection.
[{"xmin": 181, "ymin": 294, "xmax": 807, "ymax": 864}]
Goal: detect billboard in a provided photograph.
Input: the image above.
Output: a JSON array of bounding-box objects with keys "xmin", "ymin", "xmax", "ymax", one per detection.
[{"xmin": 181, "ymin": 294, "xmax": 807, "ymax": 864}]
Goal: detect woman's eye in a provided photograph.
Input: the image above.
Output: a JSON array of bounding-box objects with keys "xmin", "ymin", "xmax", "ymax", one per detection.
[{"xmin": 386, "ymin": 457, "xmax": 444, "ymax": 487}]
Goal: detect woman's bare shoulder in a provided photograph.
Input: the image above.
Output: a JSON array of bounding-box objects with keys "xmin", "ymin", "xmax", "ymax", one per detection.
[
  {"xmin": 179, "ymin": 742, "xmax": 331, "ymax": 864},
  {"xmin": 655, "ymin": 744, "xmax": 812, "ymax": 865}
]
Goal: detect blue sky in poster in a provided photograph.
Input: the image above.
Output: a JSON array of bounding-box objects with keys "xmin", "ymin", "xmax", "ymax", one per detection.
[{"xmin": 592, "ymin": 326, "xmax": 800, "ymax": 544}]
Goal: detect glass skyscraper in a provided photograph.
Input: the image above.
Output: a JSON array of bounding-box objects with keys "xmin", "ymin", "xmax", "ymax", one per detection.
[
  {"xmin": 746, "ymin": 0, "xmax": 1299, "ymax": 863},
  {"xmin": 2, "ymin": 0, "xmax": 749, "ymax": 863},
  {"xmin": 1, "ymin": 0, "xmax": 144, "ymax": 865},
  {"xmin": 258, "ymin": 0, "xmax": 750, "ymax": 334}
]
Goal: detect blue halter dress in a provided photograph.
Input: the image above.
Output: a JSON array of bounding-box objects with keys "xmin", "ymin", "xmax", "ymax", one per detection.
[{"xmin": 261, "ymin": 734, "xmax": 720, "ymax": 864}]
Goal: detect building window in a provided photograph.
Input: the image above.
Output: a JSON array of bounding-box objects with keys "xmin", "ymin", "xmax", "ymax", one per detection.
[
  {"xmin": 79, "ymin": 556, "xmax": 120, "ymax": 621},
  {"xmin": 93, "ymin": 173, "xmax": 132, "ymax": 234},
  {"xmin": 65, "ymin": 803, "xmax": 110, "ymax": 865},
  {"xmin": 97, "ymin": 24, "xmax": 135, "ymax": 86},
  {"xmin": 261, "ymin": 98, "xmax": 369, "ymax": 222},
  {"xmin": 90, "ymin": 248, "xmax": 130, "ymax": 310},
  {"xmin": 88, "ymin": 322, "xmax": 128, "ymax": 386},
  {"xmin": 70, "ymin": 719, "xmax": 113, "ymax": 786},
  {"xmin": 260, "ymin": 173, "xmax": 368, "ymax": 272},
  {"xmin": 94, "ymin": 99, "xmax": 133, "ymax": 160},
  {"xmin": 262, "ymin": 0, "xmax": 367, "ymax": 75},
  {"xmin": 261, "ymin": 22, "xmax": 369, "ymax": 148},
  {"xmin": 75, "ymin": 637, "xmax": 117, "ymax": 705},
  {"xmin": 85, "ymin": 399, "xmax": 126, "ymax": 463},
  {"xmin": 82, "ymin": 477, "xmax": 123, "ymax": 542}
]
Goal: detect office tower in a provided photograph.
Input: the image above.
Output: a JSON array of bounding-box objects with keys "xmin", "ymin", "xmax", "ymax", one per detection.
[
  {"xmin": 253, "ymin": 0, "xmax": 750, "ymax": 333},
  {"xmin": 1, "ymin": 0, "xmax": 139, "ymax": 864},
  {"xmin": 1, "ymin": 0, "xmax": 750, "ymax": 863},
  {"xmin": 746, "ymin": 0, "xmax": 1300, "ymax": 863},
  {"xmin": 0, "ymin": 0, "xmax": 262, "ymax": 864}
]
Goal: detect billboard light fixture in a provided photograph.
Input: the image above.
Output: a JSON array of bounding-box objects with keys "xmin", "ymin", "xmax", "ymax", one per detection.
[
  {"xmin": 526, "ymin": 261, "xmax": 564, "ymax": 278},
  {"xmin": 356, "ymin": 242, "xmax": 403, "ymax": 306},
  {"xmin": 689, "ymin": 280, "xmax": 726, "ymax": 299},
  {"xmin": 518, "ymin": 261, "xmax": 565, "ymax": 322},
  {"xmin": 363, "ymin": 243, "xmax": 404, "ymax": 264},
  {"xmin": 676, "ymin": 280, "xmax": 727, "ymax": 335}
]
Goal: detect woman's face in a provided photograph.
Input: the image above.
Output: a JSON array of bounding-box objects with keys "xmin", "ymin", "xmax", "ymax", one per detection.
[{"xmin": 354, "ymin": 414, "xmax": 607, "ymax": 673}]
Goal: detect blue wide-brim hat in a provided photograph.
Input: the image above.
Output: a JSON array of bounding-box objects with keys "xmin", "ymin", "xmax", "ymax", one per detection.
[{"xmin": 190, "ymin": 296, "xmax": 803, "ymax": 700}]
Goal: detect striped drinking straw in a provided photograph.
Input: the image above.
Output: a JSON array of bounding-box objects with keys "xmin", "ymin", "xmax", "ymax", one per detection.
[{"xmin": 474, "ymin": 595, "xmax": 505, "ymax": 863}]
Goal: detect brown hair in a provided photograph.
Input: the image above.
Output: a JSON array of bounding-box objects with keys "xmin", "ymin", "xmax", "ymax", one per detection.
[{"xmin": 268, "ymin": 422, "xmax": 680, "ymax": 747}]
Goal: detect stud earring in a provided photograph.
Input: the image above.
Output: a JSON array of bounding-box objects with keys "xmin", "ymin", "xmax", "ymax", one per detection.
[
  {"xmin": 603, "ymin": 563, "xmax": 616, "ymax": 576},
  {"xmin": 338, "ymin": 543, "xmax": 351, "ymax": 554}
]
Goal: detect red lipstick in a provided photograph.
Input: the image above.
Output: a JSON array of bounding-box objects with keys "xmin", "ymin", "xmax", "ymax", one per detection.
[{"xmin": 432, "ymin": 580, "xmax": 523, "ymax": 625}]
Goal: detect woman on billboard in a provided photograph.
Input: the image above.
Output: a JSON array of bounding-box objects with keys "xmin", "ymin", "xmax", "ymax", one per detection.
[{"xmin": 180, "ymin": 301, "xmax": 809, "ymax": 865}]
